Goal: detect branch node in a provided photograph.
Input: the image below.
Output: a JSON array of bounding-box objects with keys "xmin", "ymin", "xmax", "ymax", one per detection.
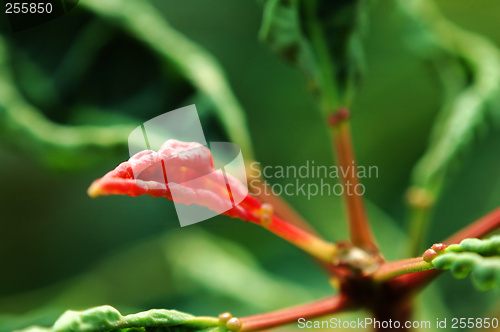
[
  {"xmin": 334, "ymin": 242, "xmax": 382, "ymax": 275},
  {"xmin": 328, "ymin": 108, "xmax": 350, "ymax": 127}
]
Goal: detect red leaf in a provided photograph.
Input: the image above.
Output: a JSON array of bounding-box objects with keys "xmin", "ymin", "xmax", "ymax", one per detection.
[{"xmin": 88, "ymin": 140, "xmax": 262, "ymax": 222}]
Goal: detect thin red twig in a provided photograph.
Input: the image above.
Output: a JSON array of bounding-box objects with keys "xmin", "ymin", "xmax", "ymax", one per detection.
[
  {"xmin": 240, "ymin": 295, "xmax": 354, "ymax": 331},
  {"xmin": 372, "ymin": 257, "xmax": 433, "ymax": 283},
  {"xmin": 329, "ymin": 109, "xmax": 379, "ymax": 253},
  {"xmin": 266, "ymin": 215, "xmax": 337, "ymax": 263}
]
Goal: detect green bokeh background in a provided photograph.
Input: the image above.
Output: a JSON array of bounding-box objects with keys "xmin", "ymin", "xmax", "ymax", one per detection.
[{"xmin": 0, "ymin": 0, "xmax": 499, "ymax": 331}]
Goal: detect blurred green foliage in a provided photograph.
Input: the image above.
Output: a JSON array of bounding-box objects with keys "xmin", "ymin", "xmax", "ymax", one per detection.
[{"xmin": 1, "ymin": 0, "xmax": 500, "ymax": 331}]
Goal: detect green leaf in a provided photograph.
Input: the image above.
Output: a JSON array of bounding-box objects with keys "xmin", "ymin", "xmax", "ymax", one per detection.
[
  {"xmin": 258, "ymin": 0, "xmax": 368, "ymax": 113},
  {"xmin": 16, "ymin": 305, "xmax": 220, "ymax": 332},
  {"xmin": 447, "ymin": 237, "xmax": 500, "ymax": 256},
  {"xmin": 431, "ymin": 236, "xmax": 500, "ymax": 291}
]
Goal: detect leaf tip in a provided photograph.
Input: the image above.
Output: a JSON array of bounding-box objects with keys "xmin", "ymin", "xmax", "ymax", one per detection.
[{"xmin": 87, "ymin": 180, "xmax": 103, "ymax": 198}]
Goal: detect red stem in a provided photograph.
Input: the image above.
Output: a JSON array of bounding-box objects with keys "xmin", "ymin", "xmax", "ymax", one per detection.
[
  {"xmin": 329, "ymin": 109, "xmax": 378, "ymax": 253},
  {"xmin": 240, "ymin": 295, "xmax": 354, "ymax": 331},
  {"xmin": 393, "ymin": 206, "xmax": 500, "ymax": 291}
]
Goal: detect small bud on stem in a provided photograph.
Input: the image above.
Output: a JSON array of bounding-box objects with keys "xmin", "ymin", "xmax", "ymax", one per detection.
[
  {"xmin": 219, "ymin": 312, "xmax": 232, "ymax": 325},
  {"xmin": 226, "ymin": 317, "xmax": 242, "ymax": 331},
  {"xmin": 423, "ymin": 249, "xmax": 437, "ymax": 263}
]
